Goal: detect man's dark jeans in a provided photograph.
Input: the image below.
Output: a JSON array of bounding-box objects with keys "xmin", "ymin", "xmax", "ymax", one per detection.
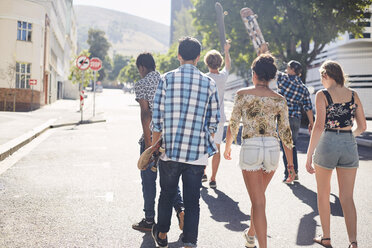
[
  {"xmin": 157, "ymin": 160, "xmax": 205, "ymax": 247},
  {"xmin": 139, "ymin": 141, "xmax": 183, "ymax": 220},
  {"xmin": 280, "ymin": 116, "xmax": 300, "ymax": 178}
]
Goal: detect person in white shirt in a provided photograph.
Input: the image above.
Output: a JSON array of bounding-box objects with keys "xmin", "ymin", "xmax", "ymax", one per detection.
[{"xmin": 202, "ymin": 41, "xmax": 231, "ymax": 188}]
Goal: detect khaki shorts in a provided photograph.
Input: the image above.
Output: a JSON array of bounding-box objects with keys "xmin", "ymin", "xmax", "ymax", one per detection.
[{"xmin": 239, "ymin": 136, "xmax": 280, "ymax": 172}]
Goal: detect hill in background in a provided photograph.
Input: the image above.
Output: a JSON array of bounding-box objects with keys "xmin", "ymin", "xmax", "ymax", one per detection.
[{"xmin": 74, "ymin": 5, "xmax": 170, "ymax": 56}]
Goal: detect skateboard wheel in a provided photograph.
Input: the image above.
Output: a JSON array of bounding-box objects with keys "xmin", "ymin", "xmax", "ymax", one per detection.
[{"xmin": 224, "ymin": 11, "xmax": 228, "ymax": 15}]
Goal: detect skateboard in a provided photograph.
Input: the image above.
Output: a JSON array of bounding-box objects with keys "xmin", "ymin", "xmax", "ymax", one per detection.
[
  {"xmin": 215, "ymin": 2, "xmax": 227, "ymax": 53},
  {"xmin": 240, "ymin": 7, "xmax": 268, "ymax": 55},
  {"xmin": 137, "ymin": 137, "xmax": 164, "ymax": 172}
]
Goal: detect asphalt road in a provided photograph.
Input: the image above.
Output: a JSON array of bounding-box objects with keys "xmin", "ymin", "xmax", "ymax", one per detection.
[{"xmin": 0, "ymin": 89, "xmax": 371, "ymax": 248}]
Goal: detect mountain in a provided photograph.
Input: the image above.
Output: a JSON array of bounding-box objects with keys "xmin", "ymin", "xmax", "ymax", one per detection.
[{"xmin": 74, "ymin": 5, "xmax": 170, "ymax": 56}]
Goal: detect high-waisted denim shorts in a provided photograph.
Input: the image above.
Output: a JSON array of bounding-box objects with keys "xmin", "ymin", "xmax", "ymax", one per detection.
[
  {"xmin": 313, "ymin": 130, "xmax": 359, "ymax": 170},
  {"xmin": 239, "ymin": 136, "xmax": 280, "ymax": 172}
]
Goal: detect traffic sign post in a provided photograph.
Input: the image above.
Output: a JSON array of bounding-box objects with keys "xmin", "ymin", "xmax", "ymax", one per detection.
[
  {"xmin": 76, "ymin": 56, "xmax": 90, "ymax": 122},
  {"xmin": 90, "ymin": 57, "xmax": 102, "ymax": 117},
  {"xmin": 29, "ymin": 79, "xmax": 37, "ymax": 111}
]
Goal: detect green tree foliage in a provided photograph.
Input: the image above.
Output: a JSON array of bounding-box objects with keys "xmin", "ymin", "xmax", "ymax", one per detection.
[
  {"xmin": 117, "ymin": 58, "xmax": 141, "ymax": 83},
  {"xmin": 192, "ymin": 0, "xmax": 372, "ymax": 81},
  {"xmin": 68, "ymin": 50, "xmax": 95, "ymax": 88},
  {"xmin": 172, "ymin": 7, "xmax": 197, "ymax": 44},
  {"xmin": 109, "ymin": 54, "xmax": 131, "ymax": 81},
  {"xmin": 87, "ymin": 28, "xmax": 111, "ymax": 81}
]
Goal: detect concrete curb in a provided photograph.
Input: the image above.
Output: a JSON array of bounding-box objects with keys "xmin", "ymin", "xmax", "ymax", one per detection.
[
  {"xmin": 0, "ymin": 118, "xmax": 107, "ymax": 162},
  {"xmin": 299, "ymin": 128, "xmax": 372, "ymax": 148},
  {"xmin": 0, "ymin": 119, "xmax": 57, "ymax": 161}
]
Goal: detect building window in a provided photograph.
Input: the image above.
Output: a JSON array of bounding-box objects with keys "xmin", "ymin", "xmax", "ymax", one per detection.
[
  {"xmin": 15, "ymin": 62, "xmax": 31, "ymax": 89},
  {"xmin": 17, "ymin": 21, "xmax": 32, "ymax": 41}
]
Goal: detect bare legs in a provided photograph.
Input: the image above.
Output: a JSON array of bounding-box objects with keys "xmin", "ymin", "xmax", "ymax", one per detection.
[
  {"xmin": 210, "ymin": 144, "xmax": 221, "ymax": 182},
  {"xmin": 314, "ymin": 165, "xmax": 358, "ymax": 247},
  {"xmin": 242, "ymin": 169, "xmax": 275, "ymax": 248},
  {"xmin": 336, "ymin": 167, "xmax": 358, "ymax": 247}
]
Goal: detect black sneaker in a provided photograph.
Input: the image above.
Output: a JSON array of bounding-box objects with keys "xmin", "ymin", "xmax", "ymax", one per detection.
[
  {"xmin": 151, "ymin": 224, "xmax": 168, "ymax": 248},
  {"xmin": 209, "ymin": 180, "xmax": 217, "ymax": 188},
  {"xmin": 132, "ymin": 218, "xmax": 154, "ymax": 232},
  {"xmin": 202, "ymin": 174, "xmax": 207, "ymax": 182}
]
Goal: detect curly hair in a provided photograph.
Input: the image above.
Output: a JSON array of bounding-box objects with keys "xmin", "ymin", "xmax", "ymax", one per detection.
[{"xmin": 251, "ymin": 54, "xmax": 277, "ymax": 82}]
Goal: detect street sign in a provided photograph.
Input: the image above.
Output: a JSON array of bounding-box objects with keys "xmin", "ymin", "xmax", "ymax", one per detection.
[
  {"xmin": 76, "ymin": 55, "xmax": 90, "ymax": 70},
  {"xmin": 90, "ymin": 57, "xmax": 102, "ymax": 71},
  {"xmin": 29, "ymin": 79, "xmax": 37, "ymax": 85}
]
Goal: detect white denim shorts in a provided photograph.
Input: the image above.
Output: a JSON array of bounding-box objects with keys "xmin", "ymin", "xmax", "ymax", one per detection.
[{"xmin": 239, "ymin": 136, "xmax": 280, "ymax": 172}]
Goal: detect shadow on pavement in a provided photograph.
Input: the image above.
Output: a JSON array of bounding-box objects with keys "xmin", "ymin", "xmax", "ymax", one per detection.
[
  {"xmin": 200, "ymin": 187, "xmax": 250, "ymax": 231},
  {"xmin": 287, "ymin": 182, "xmax": 343, "ymax": 246}
]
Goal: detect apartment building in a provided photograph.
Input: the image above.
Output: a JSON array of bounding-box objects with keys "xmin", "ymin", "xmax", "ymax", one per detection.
[{"xmin": 0, "ymin": 0, "xmax": 78, "ymax": 111}]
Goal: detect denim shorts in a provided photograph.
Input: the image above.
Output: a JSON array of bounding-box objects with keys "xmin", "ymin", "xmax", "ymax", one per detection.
[
  {"xmin": 239, "ymin": 136, "xmax": 280, "ymax": 172},
  {"xmin": 313, "ymin": 130, "xmax": 359, "ymax": 169}
]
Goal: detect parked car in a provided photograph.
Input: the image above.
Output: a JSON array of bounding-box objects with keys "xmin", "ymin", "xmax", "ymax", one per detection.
[
  {"xmin": 95, "ymin": 85, "xmax": 103, "ymax": 93},
  {"xmin": 122, "ymin": 83, "xmax": 134, "ymax": 94}
]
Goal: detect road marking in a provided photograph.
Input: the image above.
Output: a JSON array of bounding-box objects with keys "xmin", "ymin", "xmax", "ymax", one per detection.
[
  {"xmin": 0, "ymin": 129, "xmax": 55, "ymax": 176},
  {"xmin": 95, "ymin": 192, "xmax": 114, "ymax": 202}
]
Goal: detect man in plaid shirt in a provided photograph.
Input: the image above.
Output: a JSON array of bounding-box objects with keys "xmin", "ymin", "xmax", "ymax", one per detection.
[
  {"xmin": 277, "ymin": 60, "xmax": 314, "ymax": 183},
  {"xmin": 151, "ymin": 37, "xmax": 220, "ymax": 248}
]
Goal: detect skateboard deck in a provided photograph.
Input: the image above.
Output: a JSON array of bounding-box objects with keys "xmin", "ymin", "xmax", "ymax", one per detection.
[
  {"xmin": 215, "ymin": 2, "xmax": 227, "ymax": 53},
  {"xmin": 240, "ymin": 7, "xmax": 268, "ymax": 55},
  {"xmin": 137, "ymin": 137, "xmax": 164, "ymax": 172}
]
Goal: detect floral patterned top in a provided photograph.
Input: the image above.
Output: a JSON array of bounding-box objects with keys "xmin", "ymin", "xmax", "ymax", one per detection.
[
  {"xmin": 322, "ymin": 90, "xmax": 357, "ymax": 128},
  {"xmin": 229, "ymin": 94, "xmax": 293, "ymax": 148}
]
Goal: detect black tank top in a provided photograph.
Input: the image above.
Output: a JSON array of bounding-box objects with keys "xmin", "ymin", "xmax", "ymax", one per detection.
[{"xmin": 322, "ymin": 90, "xmax": 357, "ymax": 128}]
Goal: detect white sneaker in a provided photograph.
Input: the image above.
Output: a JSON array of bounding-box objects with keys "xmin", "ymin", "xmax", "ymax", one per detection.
[{"xmin": 243, "ymin": 228, "xmax": 256, "ymax": 248}]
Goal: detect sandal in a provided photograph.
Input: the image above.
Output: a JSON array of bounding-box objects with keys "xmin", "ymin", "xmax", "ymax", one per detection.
[
  {"xmin": 348, "ymin": 241, "xmax": 357, "ymax": 248},
  {"xmin": 313, "ymin": 236, "xmax": 333, "ymax": 248}
]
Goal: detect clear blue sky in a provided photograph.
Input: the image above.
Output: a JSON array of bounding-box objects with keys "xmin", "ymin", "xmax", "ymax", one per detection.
[{"xmin": 73, "ymin": 0, "xmax": 171, "ymax": 26}]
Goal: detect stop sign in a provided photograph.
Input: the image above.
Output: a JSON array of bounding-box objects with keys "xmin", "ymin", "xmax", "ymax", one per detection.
[{"xmin": 90, "ymin": 57, "xmax": 102, "ymax": 71}]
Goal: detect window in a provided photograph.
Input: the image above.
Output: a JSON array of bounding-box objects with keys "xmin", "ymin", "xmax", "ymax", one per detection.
[
  {"xmin": 15, "ymin": 62, "xmax": 31, "ymax": 89},
  {"xmin": 17, "ymin": 21, "xmax": 32, "ymax": 41}
]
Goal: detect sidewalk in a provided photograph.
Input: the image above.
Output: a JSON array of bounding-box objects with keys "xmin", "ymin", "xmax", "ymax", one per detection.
[{"xmin": 0, "ymin": 91, "xmax": 105, "ymax": 161}]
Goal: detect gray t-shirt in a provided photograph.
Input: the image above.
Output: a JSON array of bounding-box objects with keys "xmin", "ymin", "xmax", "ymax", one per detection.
[{"xmin": 207, "ymin": 67, "xmax": 229, "ymax": 122}]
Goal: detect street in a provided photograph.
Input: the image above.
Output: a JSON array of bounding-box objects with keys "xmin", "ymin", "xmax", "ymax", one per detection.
[{"xmin": 0, "ymin": 89, "xmax": 371, "ymax": 248}]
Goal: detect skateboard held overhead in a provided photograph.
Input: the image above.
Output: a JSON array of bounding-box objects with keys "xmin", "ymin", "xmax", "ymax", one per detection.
[{"xmin": 240, "ymin": 7, "xmax": 269, "ymax": 55}]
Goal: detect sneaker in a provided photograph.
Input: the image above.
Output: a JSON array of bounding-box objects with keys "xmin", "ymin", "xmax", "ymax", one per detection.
[
  {"xmin": 202, "ymin": 174, "xmax": 207, "ymax": 182},
  {"xmin": 209, "ymin": 180, "xmax": 217, "ymax": 188},
  {"xmin": 151, "ymin": 224, "xmax": 168, "ymax": 248},
  {"xmin": 243, "ymin": 228, "xmax": 256, "ymax": 248},
  {"xmin": 176, "ymin": 210, "xmax": 184, "ymax": 230},
  {"xmin": 294, "ymin": 174, "xmax": 299, "ymax": 181},
  {"xmin": 132, "ymin": 218, "xmax": 154, "ymax": 232}
]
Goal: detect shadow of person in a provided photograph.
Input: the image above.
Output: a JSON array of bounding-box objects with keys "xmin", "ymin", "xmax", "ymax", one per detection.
[
  {"xmin": 140, "ymin": 232, "xmax": 154, "ymax": 248},
  {"xmin": 200, "ymin": 187, "xmax": 249, "ymax": 231},
  {"xmin": 287, "ymin": 182, "xmax": 343, "ymax": 246}
]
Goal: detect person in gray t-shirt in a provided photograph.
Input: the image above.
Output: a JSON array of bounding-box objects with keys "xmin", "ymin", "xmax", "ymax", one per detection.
[{"xmin": 202, "ymin": 41, "xmax": 231, "ymax": 189}]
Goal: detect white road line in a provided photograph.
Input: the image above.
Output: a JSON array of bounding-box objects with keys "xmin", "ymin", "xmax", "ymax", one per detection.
[
  {"xmin": 0, "ymin": 129, "xmax": 55, "ymax": 176},
  {"xmin": 95, "ymin": 192, "xmax": 114, "ymax": 202}
]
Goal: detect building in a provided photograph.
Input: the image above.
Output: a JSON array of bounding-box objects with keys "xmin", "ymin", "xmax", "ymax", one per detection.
[
  {"xmin": 306, "ymin": 7, "xmax": 372, "ymax": 118},
  {"xmin": 0, "ymin": 0, "xmax": 78, "ymax": 112}
]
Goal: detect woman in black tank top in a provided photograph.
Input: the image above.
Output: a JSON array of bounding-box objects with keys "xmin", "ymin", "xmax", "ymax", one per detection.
[{"xmin": 305, "ymin": 61, "xmax": 366, "ymax": 248}]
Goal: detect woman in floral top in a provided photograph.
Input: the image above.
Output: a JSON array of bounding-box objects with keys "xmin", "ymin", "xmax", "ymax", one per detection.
[{"xmin": 224, "ymin": 54, "xmax": 295, "ymax": 248}]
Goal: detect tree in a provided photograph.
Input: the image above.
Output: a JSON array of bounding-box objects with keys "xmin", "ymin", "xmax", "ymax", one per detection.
[
  {"xmin": 171, "ymin": 7, "xmax": 197, "ymax": 44},
  {"xmin": 0, "ymin": 61, "xmax": 17, "ymax": 111},
  {"xmin": 68, "ymin": 50, "xmax": 95, "ymax": 89},
  {"xmin": 87, "ymin": 28, "xmax": 111, "ymax": 82},
  {"xmin": 192, "ymin": 0, "xmax": 372, "ymax": 81},
  {"xmin": 109, "ymin": 54, "xmax": 130, "ymax": 81},
  {"xmin": 117, "ymin": 58, "xmax": 141, "ymax": 83}
]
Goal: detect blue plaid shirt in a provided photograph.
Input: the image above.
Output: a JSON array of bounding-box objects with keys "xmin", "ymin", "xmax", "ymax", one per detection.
[
  {"xmin": 152, "ymin": 64, "xmax": 220, "ymax": 163},
  {"xmin": 277, "ymin": 72, "xmax": 313, "ymax": 118}
]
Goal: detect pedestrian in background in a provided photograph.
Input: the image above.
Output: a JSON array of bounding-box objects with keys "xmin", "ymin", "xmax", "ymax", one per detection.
[
  {"xmin": 132, "ymin": 52, "xmax": 184, "ymax": 232},
  {"xmin": 224, "ymin": 54, "xmax": 295, "ymax": 248},
  {"xmin": 151, "ymin": 37, "xmax": 220, "ymax": 248},
  {"xmin": 202, "ymin": 40, "xmax": 231, "ymax": 189},
  {"xmin": 306, "ymin": 60, "xmax": 366, "ymax": 248},
  {"xmin": 277, "ymin": 60, "xmax": 314, "ymax": 183}
]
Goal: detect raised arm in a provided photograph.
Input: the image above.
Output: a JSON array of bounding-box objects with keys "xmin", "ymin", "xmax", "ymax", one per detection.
[{"xmin": 224, "ymin": 41, "xmax": 231, "ymax": 71}]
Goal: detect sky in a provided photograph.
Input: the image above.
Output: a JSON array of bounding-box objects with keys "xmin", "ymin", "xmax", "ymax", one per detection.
[{"xmin": 73, "ymin": 0, "xmax": 171, "ymax": 26}]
